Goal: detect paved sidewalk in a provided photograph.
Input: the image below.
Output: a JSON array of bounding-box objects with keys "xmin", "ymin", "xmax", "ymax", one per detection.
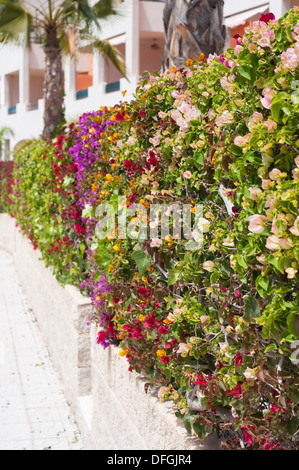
[{"xmin": 0, "ymin": 249, "xmax": 84, "ymax": 450}]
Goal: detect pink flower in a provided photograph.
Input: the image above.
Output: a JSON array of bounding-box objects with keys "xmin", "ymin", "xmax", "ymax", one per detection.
[
  {"xmin": 234, "ymin": 135, "xmax": 247, "ymax": 147},
  {"xmin": 248, "ymin": 214, "xmax": 267, "ymax": 233},
  {"xmin": 265, "ymin": 235, "xmax": 281, "ymax": 251},
  {"xmin": 261, "ymin": 94, "xmax": 272, "ymax": 109},
  {"xmin": 290, "ymin": 216, "xmax": 299, "ymax": 236},
  {"xmin": 269, "ymin": 168, "xmax": 284, "ymax": 181}
]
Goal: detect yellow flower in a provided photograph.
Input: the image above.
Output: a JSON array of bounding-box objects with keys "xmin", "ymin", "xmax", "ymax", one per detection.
[
  {"xmin": 97, "ymin": 171, "xmax": 103, "ymax": 179},
  {"xmin": 156, "ymin": 349, "xmax": 166, "ymax": 357},
  {"xmin": 121, "ymin": 90, "xmax": 127, "ymax": 96},
  {"xmin": 186, "ymin": 58, "xmax": 193, "ymax": 66},
  {"xmin": 139, "ymin": 315, "xmax": 146, "ymax": 322},
  {"xmin": 171, "ymin": 66, "xmax": 177, "ymax": 73},
  {"xmin": 108, "ymin": 264, "xmax": 114, "ymax": 272},
  {"xmin": 119, "ymin": 348, "xmax": 129, "ymax": 357},
  {"xmin": 141, "ymin": 276, "xmax": 148, "ymax": 284},
  {"xmin": 118, "ymin": 332, "xmax": 124, "ymax": 339},
  {"xmin": 113, "ymin": 244, "xmax": 121, "ymax": 252},
  {"xmin": 105, "ymin": 174, "xmax": 113, "ymax": 182}
]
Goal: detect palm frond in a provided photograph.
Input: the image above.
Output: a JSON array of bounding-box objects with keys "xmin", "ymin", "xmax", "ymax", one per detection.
[
  {"xmin": 0, "ymin": 0, "xmax": 32, "ymax": 46},
  {"xmin": 91, "ymin": 37, "xmax": 127, "ymax": 80}
]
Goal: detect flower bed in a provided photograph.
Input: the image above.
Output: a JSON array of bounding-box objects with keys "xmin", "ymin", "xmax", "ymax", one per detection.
[{"xmin": 10, "ymin": 9, "xmax": 299, "ymax": 450}]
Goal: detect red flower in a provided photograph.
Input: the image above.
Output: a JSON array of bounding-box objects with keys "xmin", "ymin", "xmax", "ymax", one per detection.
[
  {"xmin": 233, "ymin": 352, "xmax": 244, "ymax": 366},
  {"xmin": 123, "ymin": 324, "xmax": 133, "ymax": 332},
  {"xmin": 165, "ymin": 339, "xmax": 177, "ymax": 349},
  {"xmin": 144, "ymin": 315, "xmax": 155, "ymax": 328},
  {"xmin": 234, "ymin": 289, "xmax": 242, "ymax": 299},
  {"xmin": 137, "ymin": 286, "xmax": 150, "ymax": 297},
  {"xmin": 148, "ymin": 151, "xmax": 158, "ymax": 166},
  {"xmin": 131, "ymin": 326, "xmax": 143, "ymax": 339},
  {"xmin": 231, "ymin": 382, "xmax": 243, "ymax": 398},
  {"xmin": 160, "ymin": 356, "xmax": 170, "ymax": 364},
  {"xmin": 123, "ymin": 160, "xmax": 133, "ymax": 169},
  {"xmin": 158, "ymin": 325, "xmax": 168, "ymax": 335},
  {"xmin": 194, "ymin": 374, "xmax": 207, "ymax": 387},
  {"xmin": 260, "ymin": 12, "xmax": 275, "ymax": 23},
  {"xmin": 97, "ymin": 331, "xmax": 107, "ymax": 342},
  {"xmin": 269, "ymin": 403, "xmax": 280, "ymax": 413},
  {"xmin": 113, "ymin": 297, "xmax": 120, "ymax": 304}
]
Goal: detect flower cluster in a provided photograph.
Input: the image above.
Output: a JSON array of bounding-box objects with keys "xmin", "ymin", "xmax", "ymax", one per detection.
[{"xmin": 10, "ymin": 9, "xmax": 299, "ymax": 450}]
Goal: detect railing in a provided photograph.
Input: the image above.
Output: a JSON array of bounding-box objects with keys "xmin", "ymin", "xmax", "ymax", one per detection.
[
  {"xmin": 76, "ymin": 89, "xmax": 89, "ymax": 100},
  {"xmin": 8, "ymin": 106, "xmax": 17, "ymax": 115},
  {"xmin": 27, "ymin": 102, "xmax": 39, "ymax": 111},
  {"xmin": 105, "ymin": 81, "xmax": 120, "ymax": 94}
]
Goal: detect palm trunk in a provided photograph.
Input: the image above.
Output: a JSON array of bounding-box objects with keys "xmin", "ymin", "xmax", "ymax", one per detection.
[
  {"xmin": 42, "ymin": 26, "xmax": 64, "ymax": 141},
  {"xmin": 163, "ymin": 0, "xmax": 226, "ymax": 70}
]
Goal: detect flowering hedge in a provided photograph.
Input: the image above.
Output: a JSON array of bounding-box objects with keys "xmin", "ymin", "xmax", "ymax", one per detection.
[
  {"xmin": 11, "ymin": 132, "xmax": 88, "ymax": 286},
  {"xmin": 0, "ymin": 161, "xmax": 14, "ymax": 212},
  {"xmin": 11, "ymin": 9, "xmax": 299, "ymax": 449}
]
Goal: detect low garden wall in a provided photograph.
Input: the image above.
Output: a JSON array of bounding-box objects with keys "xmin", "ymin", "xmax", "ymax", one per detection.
[{"xmin": 0, "ymin": 213, "xmax": 218, "ymax": 450}]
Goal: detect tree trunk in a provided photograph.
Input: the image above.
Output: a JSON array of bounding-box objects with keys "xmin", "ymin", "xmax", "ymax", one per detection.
[
  {"xmin": 42, "ymin": 26, "xmax": 64, "ymax": 141},
  {"xmin": 162, "ymin": 0, "xmax": 226, "ymax": 70}
]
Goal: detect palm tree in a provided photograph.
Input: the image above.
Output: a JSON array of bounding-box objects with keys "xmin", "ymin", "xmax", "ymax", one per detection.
[
  {"xmin": 162, "ymin": 0, "xmax": 226, "ymax": 70},
  {"xmin": 0, "ymin": 0, "xmax": 127, "ymax": 140}
]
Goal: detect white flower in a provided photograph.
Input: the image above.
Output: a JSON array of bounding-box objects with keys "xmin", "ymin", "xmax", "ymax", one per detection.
[
  {"xmin": 285, "ymin": 267, "xmax": 298, "ymax": 279},
  {"xmin": 150, "ymin": 238, "xmax": 162, "ymax": 248},
  {"xmin": 203, "ymin": 260, "xmax": 215, "ymax": 272}
]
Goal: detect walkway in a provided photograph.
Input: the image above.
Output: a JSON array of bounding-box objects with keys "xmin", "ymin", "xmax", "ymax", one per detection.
[{"xmin": 0, "ymin": 249, "xmax": 84, "ymax": 450}]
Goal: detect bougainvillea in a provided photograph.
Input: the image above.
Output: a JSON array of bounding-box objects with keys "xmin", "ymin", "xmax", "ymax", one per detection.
[
  {"xmin": 11, "ymin": 9, "xmax": 299, "ymax": 450},
  {"xmin": 11, "ymin": 125, "xmax": 88, "ymax": 286},
  {"xmin": 0, "ymin": 161, "xmax": 14, "ymax": 212}
]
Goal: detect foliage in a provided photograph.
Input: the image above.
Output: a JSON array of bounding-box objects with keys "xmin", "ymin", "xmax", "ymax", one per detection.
[
  {"xmin": 11, "ymin": 9, "xmax": 299, "ymax": 450},
  {"xmin": 11, "ymin": 127, "xmax": 88, "ymax": 286},
  {"xmin": 0, "ymin": 161, "xmax": 14, "ymax": 212}
]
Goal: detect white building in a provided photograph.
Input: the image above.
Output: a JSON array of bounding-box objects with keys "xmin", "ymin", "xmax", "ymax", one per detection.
[{"xmin": 0, "ymin": 0, "xmax": 297, "ymax": 157}]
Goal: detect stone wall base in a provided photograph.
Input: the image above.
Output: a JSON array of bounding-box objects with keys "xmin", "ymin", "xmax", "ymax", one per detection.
[{"xmin": 0, "ymin": 214, "xmax": 220, "ymax": 450}]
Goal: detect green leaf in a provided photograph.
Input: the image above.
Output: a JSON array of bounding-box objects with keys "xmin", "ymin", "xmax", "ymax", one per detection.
[
  {"xmin": 131, "ymin": 250, "xmax": 152, "ymax": 277},
  {"xmin": 192, "ymin": 419, "xmax": 213, "ymax": 440},
  {"xmin": 168, "ymin": 271, "xmax": 179, "ymax": 286},
  {"xmin": 264, "ymin": 343, "xmax": 277, "ymax": 353},
  {"xmin": 244, "ymin": 295, "xmax": 260, "ymax": 322}
]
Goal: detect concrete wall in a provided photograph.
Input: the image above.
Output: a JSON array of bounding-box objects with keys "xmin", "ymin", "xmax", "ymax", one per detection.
[{"xmin": 0, "ymin": 213, "xmax": 220, "ymax": 450}]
